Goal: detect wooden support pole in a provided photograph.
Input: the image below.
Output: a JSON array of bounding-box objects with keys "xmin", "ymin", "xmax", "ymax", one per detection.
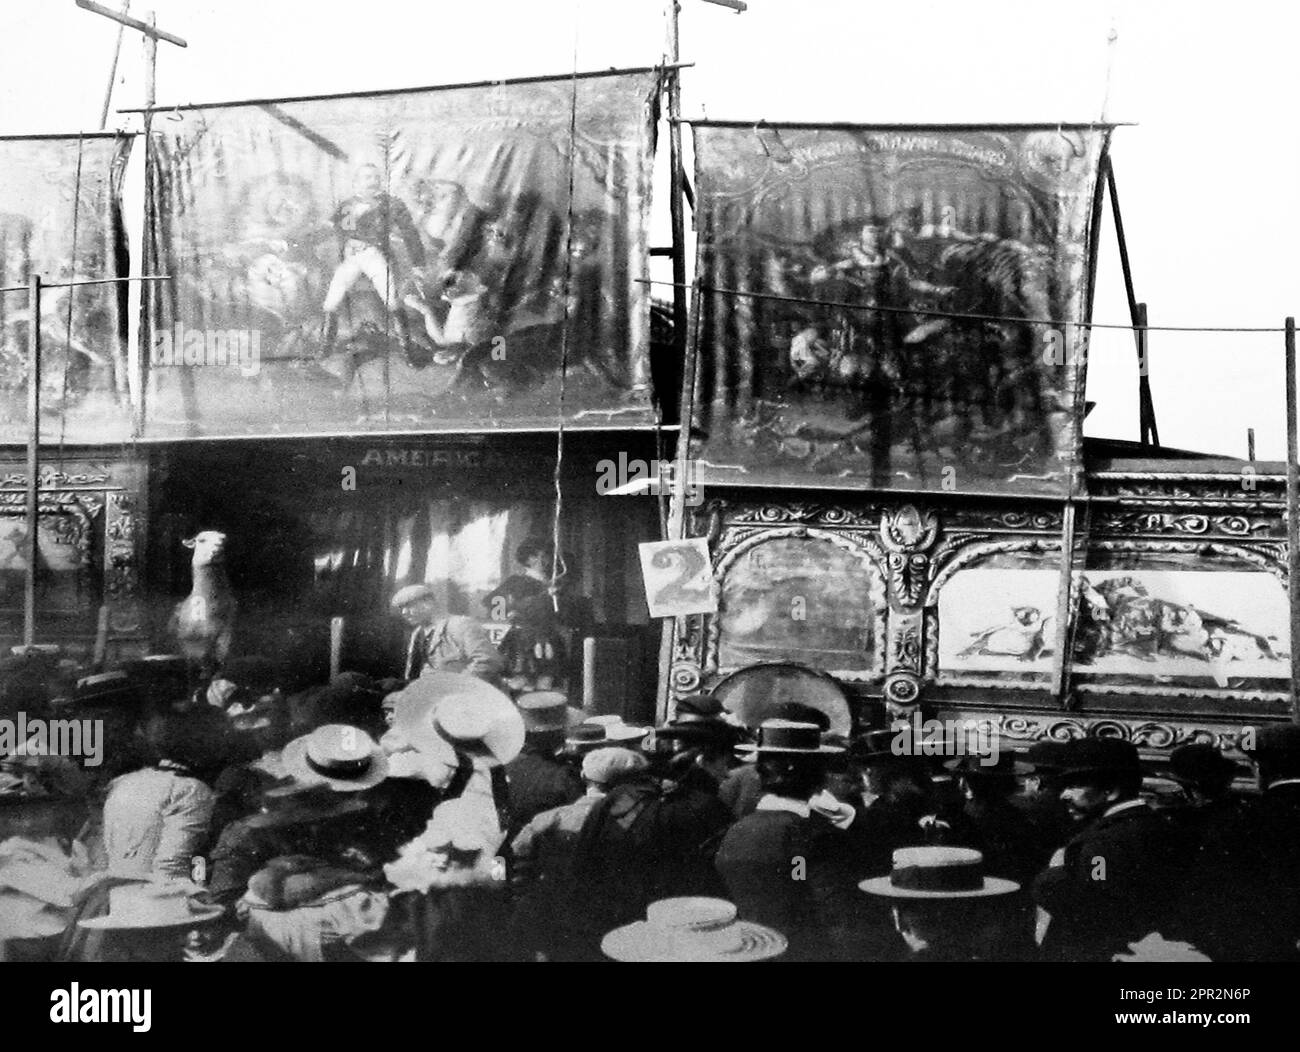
[
  {"xmin": 1285, "ymin": 316, "xmax": 1299, "ymax": 722},
  {"xmin": 24, "ymin": 276, "xmax": 41, "ymax": 648},
  {"xmin": 1049, "ymin": 501, "xmax": 1078, "ymax": 702},
  {"xmin": 1107, "ymin": 162, "xmax": 1159, "ymax": 447},
  {"xmin": 76, "ymin": 0, "xmax": 188, "ymax": 48},
  {"xmin": 667, "ymin": 4, "xmax": 689, "ymax": 425}
]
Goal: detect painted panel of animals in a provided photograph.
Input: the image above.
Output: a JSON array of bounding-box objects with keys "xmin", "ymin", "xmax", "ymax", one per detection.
[
  {"xmin": 0, "ymin": 136, "xmax": 133, "ymax": 444},
  {"xmin": 689, "ymin": 125, "xmax": 1110, "ymax": 495},
  {"xmin": 142, "ymin": 72, "xmax": 659, "ymax": 438},
  {"xmin": 939, "ymin": 567, "xmax": 1291, "ymax": 687},
  {"xmin": 717, "ymin": 536, "xmax": 878, "ymax": 672}
]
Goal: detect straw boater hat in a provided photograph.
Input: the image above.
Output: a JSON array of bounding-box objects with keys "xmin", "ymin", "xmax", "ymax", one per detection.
[
  {"xmin": 392, "ymin": 673, "xmax": 524, "ymax": 766},
  {"xmin": 281, "ymin": 724, "xmax": 389, "ymax": 792},
  {"xmin": 735, "ymin": 719, "xmax": 846, "ymax": 757},
  {"xmin": 565, "ymin": 715, "xmax": 650, "ymax": 754},
  {"xmin": 601, "ymin": 897, "xmax": 787, "ymax": 963},
  {"xmin": 78, "ymin": 881, "xmax": 225, "ymax": 930},
  {"xmin": 859, "ymin": 847, "xmax": 1020, "ymax": 900}
]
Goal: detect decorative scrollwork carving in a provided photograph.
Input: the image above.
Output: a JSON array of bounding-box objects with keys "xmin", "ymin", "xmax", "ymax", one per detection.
[{"xmin": 880, "ymin": 505, "xmax": 939, "ymax": 553}]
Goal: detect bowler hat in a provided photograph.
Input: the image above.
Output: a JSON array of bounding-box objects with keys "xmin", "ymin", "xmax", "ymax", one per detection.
[
  {"xmin": 70, "ymin": 671, "xmax": 140, "ymax": 708},
  {"xmin": 671, "ymin": 693, "xmax": 725, "ymax": 722},
  {"xmin": 1241, "ymin": 724, "xmax": 1300, "ymax": 760},
  {"xmin": 1168, "ymin": 743, "xmax": 1246, "ymax": 787},
  {"xmin": 654, "ymin": 717, "xmax": 745, "ymax": 749},
  {"xmin": 945, "ymin": 753, "xmax": 1030, "ymax": 778},
  {"xmin": 1050, "ymin": 738, "xmax": 1142, "ymax": 783},
  {"xmin": 1022, "ymin": 739, "xmax": 1071, "ymax": 771}
]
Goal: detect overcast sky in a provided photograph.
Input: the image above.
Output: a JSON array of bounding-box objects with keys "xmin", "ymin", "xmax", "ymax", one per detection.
[{"xmin": 3, "ymin": 0, "xmax": 1297, "ymax": 459}]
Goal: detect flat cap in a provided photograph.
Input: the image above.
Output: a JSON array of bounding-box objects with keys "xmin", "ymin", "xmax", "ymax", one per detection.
[
  {"xmin": 581, "ymin": 747, "xmax": 649, "ymax": 786},
  {"xmin": 391, "ymin": 584, "xmax": 438, "ymax": 609}
]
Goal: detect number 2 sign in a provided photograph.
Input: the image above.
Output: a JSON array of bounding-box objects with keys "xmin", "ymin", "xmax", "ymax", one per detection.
[{"xmin": 638, "ymin": 539, "xmax": 718, "ymax": 618}]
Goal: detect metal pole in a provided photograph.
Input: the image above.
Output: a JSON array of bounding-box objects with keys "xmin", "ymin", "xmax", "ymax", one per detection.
[
  {"xmin": 24, "ymin": 276, "xmax": 41, "ymax": 648},
  {"xmin": 1285, "ymin": 316, "xmax": 1299, "ymax": 721}
]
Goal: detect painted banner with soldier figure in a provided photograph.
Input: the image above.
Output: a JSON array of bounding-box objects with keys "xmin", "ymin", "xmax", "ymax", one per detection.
[
  {"xmin": 0, "ymin": 134, "xmax": 133, "ymax": 445},
  {"xmin": 688, "ymin": 124, "xmax": 1111, "ymax": 495},
  {"xmin": 143, "ymin": 70, "xmax": 660, "ymax": 439}
]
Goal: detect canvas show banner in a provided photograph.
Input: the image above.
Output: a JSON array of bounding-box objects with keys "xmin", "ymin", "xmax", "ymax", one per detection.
[
  {"xmin": 0, "ymin": 134, "xmax": 133, "ymax": 445},
  {"xmin": 688, "ymin": 124, "xmax": 1111, "ymax": 496},
  {"xmin": 143, "ymin": 69, "xmax": 660, "ymax": 439}
]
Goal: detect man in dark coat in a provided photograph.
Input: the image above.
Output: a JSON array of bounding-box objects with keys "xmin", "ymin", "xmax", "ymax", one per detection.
[
  {"xmin": 566, "ymin": 717, "xmax": 737, "ymax": 957},
  {"xmin": 715, "ymin": 721, "xmax": 870, "ymax": 962},
  {"xmin": 1190, "ymin": 726, "xmax": 1300, "ymax": 961},
  {"xmin": 503, "ymin": 695, "xmax": 583, "ymax": 839},
  {"xmin": 943, "ymin": 753, "xmax": 1044, "ymax": 959},
  {"xmin": 1033, "ymin": 738, "xmax": 1191, "ymax": 962}
]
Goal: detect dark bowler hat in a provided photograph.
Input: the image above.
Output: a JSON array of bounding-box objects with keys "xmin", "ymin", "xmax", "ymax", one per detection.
[
  {"xmin": 1022, "ymin": 739, "xmax": 1071, "ymax": 771},
  {"xmin": 671, "ymin": 692, "xmax": 725, "ymax": 722},
  {"xmin": 70, "ymin": 671, "xmax": 141, "ymax": 708},
  {"xmin": 1050, "ymin": 738, "xmax": 1142, "ymax": 783},
  {"xmin": 945, "ymin": 753, "xmax": 1030, "ymax": 778},
  {"xmin": 1241, "ymin": 724, "xmax": 1300, "ymax": 760},
  {"xmin": 1168, "ymin": 743, "xmax": 1246, "ymax": 787},
  {"xmin": 655, "ymin": 717, "xmax": 745, "ymax": 748}
]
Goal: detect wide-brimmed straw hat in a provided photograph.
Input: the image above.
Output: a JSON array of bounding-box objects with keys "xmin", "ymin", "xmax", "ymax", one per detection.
[
  {"xmin": 78, "ymin": 881, "xmax": 225, "ymax": 930},
  {"xmin": 392, "ymin": 673, "xmax": 524, "ymax": 766},
  {"xmin": 280, "ymin": 724, "xmax": 389, "ymax": 792},
  {"xmin": 859, "ymin": 847, "xmax": 1020, "ymax": 900},
  {"xmin": 601, "ymin": 897, "xmax": 787, "ymax": 963}
]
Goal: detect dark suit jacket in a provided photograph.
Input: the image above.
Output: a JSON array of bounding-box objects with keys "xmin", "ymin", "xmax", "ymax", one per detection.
[
  {"xmin": 1188, "ymin": 783, "xmax": 1300, "ymax": 961},
  {"xmin": 1034, "ymin": 801, "xmax": 1190, "ymax": 962},
  {"xmin": 715, "ymin": 807, "xmax": 872, "ymax": 962},
  {"xmin": 504, "ymin": 746, "xmax": 583, "ymax": 838}
]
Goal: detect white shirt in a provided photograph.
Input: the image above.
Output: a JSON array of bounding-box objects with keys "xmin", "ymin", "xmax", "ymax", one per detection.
[
  {"xmin": 755, "ymin": 794, "xmax": 811, "ymax": 819},
  {"xmin": 1102, "ymin": 798, "xmax": 1148, "ymax": 819}
]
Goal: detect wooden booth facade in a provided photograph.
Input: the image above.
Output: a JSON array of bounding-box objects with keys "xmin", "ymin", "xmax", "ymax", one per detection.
[{"xmin": 665, "ymin": 451, "xmax": 1291, "ymax": 757}]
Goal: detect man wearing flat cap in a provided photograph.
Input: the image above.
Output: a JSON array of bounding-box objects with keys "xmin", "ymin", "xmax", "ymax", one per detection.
[
  {"xmin": 1032, "ymin": 738, "xmax": 1190, "ymax": 962},
  {"xmin": 391, "ymin": 584, "xmax": 504, "ymax": 683}
]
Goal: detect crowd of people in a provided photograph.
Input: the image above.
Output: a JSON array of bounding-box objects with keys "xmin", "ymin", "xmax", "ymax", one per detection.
[{"xmin": 1, "ymin": 637, "xmax": 1298, "ymax": 963}]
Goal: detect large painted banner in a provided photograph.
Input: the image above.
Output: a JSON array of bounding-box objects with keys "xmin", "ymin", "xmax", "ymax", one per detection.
[
  {"xmin": 0, "ymin": 135, "xmax": 133, "ymax": 445},
  {"xmin": 689, "ymin": 124, "xmax": 1111, "ymax": 495},
  {"xmin": 143, "ymin": 69, "xmax": 660, "ymax": 439}
]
